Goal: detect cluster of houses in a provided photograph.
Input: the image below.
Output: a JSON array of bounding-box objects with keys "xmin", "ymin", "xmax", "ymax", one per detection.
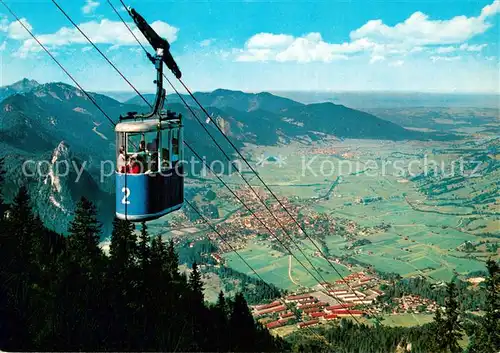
[
  {"xmin": 249, "ymin": 272, "xmax": 392, "ymax": 331},
  {"xmin": 323, "ymin": 272, "xmax": 384, "ymax": 305},
  {"xmin": 392, "ymin": 295, "xmax": 439, "ymax": 314},
  {"xmin": 252, "ymin": 291, "xmax": 369, "ymax": 330}
]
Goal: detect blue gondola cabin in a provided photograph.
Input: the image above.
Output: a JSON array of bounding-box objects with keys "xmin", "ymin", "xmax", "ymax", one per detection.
[{"xmin": 115, "ymin": 116, "xmax": 184, "ymax": 221}]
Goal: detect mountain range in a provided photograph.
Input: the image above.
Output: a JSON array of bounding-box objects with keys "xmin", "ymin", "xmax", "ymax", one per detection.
[{"xmin": 0, "ymin": 79, "xmax": 458, "ymax": 236}]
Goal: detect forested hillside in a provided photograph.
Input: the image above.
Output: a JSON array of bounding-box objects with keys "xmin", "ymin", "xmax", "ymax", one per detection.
[
  {"xmin": 0, "ymin": 158, "xmax": 285, "ymax": 351},
  {"xmin": 0, "ymin": 156, "xmax": 498, "ymax": 352}
]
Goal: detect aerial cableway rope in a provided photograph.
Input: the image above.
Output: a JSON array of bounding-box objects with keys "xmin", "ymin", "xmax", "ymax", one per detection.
[
  {"xmin": 5, "ymin": 0, "xmax": 370, "ymax": 325},
  {"xmin": 108, "ymin": 0, "xmax": 375, "ymax": 314},
  {"xmin": 105, "ymin": 0, "xmax": 355, "ymax": 298},
  {"xmin": 50, "ymin": 0, "xmax": 150, "ymax": 108},
  {"xmin": 185, "ymin": 198, "xmax": 329, "ymax": 343},
  {"xmin": 109, "ymin": 0, "xmax": 372, "ymax": 309},
  {"xmin": 3, "ymin": 0, "xmax": 335, "ymax": 307},
  {"xmin": 177, "ymin": 77, "xmax": 373, "ymax": 300},
  {"xmin": 107, "ymin": 0, "xmax": 374, "ymax": 323},
  {"xmin": 68, "ymin": 0, "xmax": 367, "ymax": 323},
  {"xmin": 48, "ymin": 0, "xmax": 339, "ymax": 306},
  {"xmin": 0, "ymin": 0, "xmax": 116, "ymax": 128},
  {"xmin": 0, "ymin": 1, "xmax": 328, "ymax": 337},
  {"xmin": 107, "ymin": 0, "xmax": 366, "ymax": 299}
]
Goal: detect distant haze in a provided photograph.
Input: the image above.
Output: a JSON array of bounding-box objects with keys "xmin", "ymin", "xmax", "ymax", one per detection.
[
  {"xmin": 102, "ymin": 90, "xmax": 500, "ymax": 110},
  {"xmin": 270, "ymin": 91, "xmax": 500, "ymax": 109}
]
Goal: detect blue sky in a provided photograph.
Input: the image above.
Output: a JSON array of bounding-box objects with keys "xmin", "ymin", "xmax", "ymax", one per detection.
[{"xmin": 0, "ymin": 0, "xmax": 499, "ymax": 92}]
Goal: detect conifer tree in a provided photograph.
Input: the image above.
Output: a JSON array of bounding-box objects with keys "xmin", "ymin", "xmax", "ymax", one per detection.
[
  {"xmin": 150, "ymin": 235, "xmax": 167, "ymax": 272},
  {"xmin": 107, "ymin": 217, "xmax": 137, "ymax": 350},
  {"xmin": 0, "ymin": 189, "xmax": 286, "ymax": 352},
  {"xmin": 0, "ymin": 157, "xmax": 5, "ymax": 219},
  {"xmin": 433, "ymin": 281, "xmax": 463, "ymax": 353},
  {"xmin": 482, "ymin": 259, "xmax": 500, "ymax": 352},
  {"xmin": 0, "ymin": 186, "xmax": 36, "ymax": 350},
  {"xmin": 468, "ymin": 259, "xmax": 500, "ymax": 353},
  {"xmin": 189, "ymin": 262, "xmax": 204, "ymax": 304},
  {"xmin": 109, "ymin": 217, "xmax": 137, "ymax": 272},
  {"xmin": 67, "ymin": 197, "xmax": 102, "ymax": 272},
  {"xmin": 165, "ymin": 239, "xmax": 180, "ymax": 280},
  {"xmin": 230, "ymin": 292, "xmax": 257, "ymax": 352},
  {"xmin": 217, "ymin": 290, "xmax": 226, "ymax": 314},
  {"xmin": 9, "ymin": 186, "xmax": 34, "ymax": 258},
  {"xmin": 138, "ymin": 221, "xmax": 150, "ymax": 272},
  {"xmin": 62, "ymin": 197, "xmax": 105, "ymax": 350},
  {"xmin": 215, "ymin": 290, "xmax": 228, "ymax": 351}
]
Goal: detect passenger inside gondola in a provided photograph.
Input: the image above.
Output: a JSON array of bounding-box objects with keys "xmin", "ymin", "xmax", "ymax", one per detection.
[
  {"xmin": 120, "ymin": 132, "xmax": 171, "ymax": 174},
  {"xmin": 172, "ymin": 137, "xmax": 179, "ymax": 164},
  {"xmin": 138, "ymin": 140, "xmax": 146, "ymax": 153},
  {"xmin": 128, "ymin": 155, "xmax": 141, "ymax": 174},
  {"xmin": 117, "ymin": 146, "xmax": 126, "ymax": 172},
  {"xmin": 161, "ymin": 147, "xmax": 170, "ymax": 170},
  {"xmin": 147, "ymin": 137, "xmax": 158, "ymax": 152},
  {"xmin": 135, "ymin": 139, "xmax": 147, "ymax": 172}
]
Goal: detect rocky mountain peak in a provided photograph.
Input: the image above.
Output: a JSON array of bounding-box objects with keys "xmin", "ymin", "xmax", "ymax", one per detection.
[
  {"xmin": 8, "ymin": 78, "xmax": 40, "ymax": 92},
  {"xmin": 51, "ymin": 141, "xmax": 72, "ymax": 164}
]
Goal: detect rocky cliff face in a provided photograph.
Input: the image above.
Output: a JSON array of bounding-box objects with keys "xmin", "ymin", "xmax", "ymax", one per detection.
[
  {"xmin": 0, "ymin": 81, "xmax": 127, "ymax": 236},
  {"xmin": 0, "ymin": 78, "xmax": 40, "ymax": 102},
  {"xmin": 3, "ymin": 141, "xmax": 114, "ymax": 235}
]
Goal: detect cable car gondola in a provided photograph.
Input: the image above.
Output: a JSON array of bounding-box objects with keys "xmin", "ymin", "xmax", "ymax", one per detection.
[{"xmin": 115, "ymin": 7, "xmax": 183, "ymax": 222}]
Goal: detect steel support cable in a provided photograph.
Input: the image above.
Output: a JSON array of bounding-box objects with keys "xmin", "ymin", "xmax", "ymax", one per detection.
[
  {"xmin": 50, "ymin": 0, "xmax": 150, "ymax": 108},
  {"xmin": 51, "ymin": 0, "xmax": 331, "ymax": 299},
  {"xmin": 179, "ymin": 75, "xmax": 376, "ymax": 308},
  {"xmin": 46, "ymin": 0, "xmax": 338, "ymax": 311},
  {"xmin": 23, "ymin": 0, "xmax": 367, "ymax": 324},
  {"xmin": 178, "ymin": 79, "xmax": 381, "ymax": 321},
  {"xmin": 107, "ymin": 0, "xmax": 336, "ymax": 291},
  {"xmin": 184, "ymin": 199, "xmax": 328, "ymax": 343},
  {"xmin": 110, "ymin": 0, "xmax": 377, "ymax": 324},
  {"xmin": 106, "ymin": 0, "xmax": 372, "ymax": 323},
  {"xmin": 0, "ymin": 2, "xmax": 328, "ymax": 333},
  {"xmin": 183, "ymin": 141, "xmax": 363, "ymax": 324},
  {"xmin": 184, "ymin": 142, "xmax": 335, "ymax": 291},
  {"xmin": 0, "ymin": 0, "xmax": 116, "ymax": 128}
]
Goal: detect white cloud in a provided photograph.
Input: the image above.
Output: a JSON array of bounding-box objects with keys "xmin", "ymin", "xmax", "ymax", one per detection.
[
  {"xmin": 350, "ymin": 0, "xmax": 500, "ymax": 46},
  {"xmin": 82, "ymin": 0, "xmax": 100, "ymax": 15},
  {"xmin": 389, "ymin": 60, "xmax": 404, "ymax": 67},
  {"xmin": 369, "ymin": 55, "xmax": 385, "ymax": 64},
  {"xmin": 410, "ymin": 46, "xmax": 425, "ymax": 53},
  {"xmin": 0, "ymin": 15, "xmax": 8, "ymax": 32},
  {"xmin": 0, "ymin": 41, "xmax": 6, "ymax": 51},
  {"xmin": 237, "ymin": 32, "xmax": 369, "ymax": 63},
  {"xmin": 81, "ymin": 46, "xmax": 92, "ymax": 52},
  {"xmin": 480, "ymin": 0, "xmax": 500, "ymax": 18},
  {"xmin": 200, "ymin": 39, "xmax": 214, "ymax": 47},
  {"xmin": 246, "ymin": 33, "xmax": 295, "ymax": 49},
  {"xmin": 5, "ymin": 17, "xmax": 33, "ymax": 40},
  {"xmin": 436, "ymin": 46, "xmax": 456, "ymax": 54},
  {"xmin": 235, "ymin": 1, "xmax": 499, "ymax": 63},
  {"xmin": 431, "ymin": 56, "xmax": 462, "ymax": 62},
  {"xmin": 237, "ymin": 48, "xmax": 274, "ymax": 62},
  {"xmin": 14, "ymin": 19, "xmax": 178, "ymax": 58},
  {"xmin": 459, "ymin": 43, "xmax": 488, "ymax": 52},
  {"xmin": 108, "ymin": 44, "xmax": 121, "ymax": 51},
  {"xmin": 434, "ymin": 43, "xmax": 487, "ymax": 54}
]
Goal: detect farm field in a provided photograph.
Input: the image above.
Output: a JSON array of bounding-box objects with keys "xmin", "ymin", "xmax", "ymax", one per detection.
[
  {"xmin": 217, "ymin": 137, "xmax": 499, "ymax": 287},
  {"xmin": 381, "ymin": 314, "xmax": 435, "ymax": 327},
  {"xmin": 222, "ymin": 239, "xmax": 352, "ymax": 290}
]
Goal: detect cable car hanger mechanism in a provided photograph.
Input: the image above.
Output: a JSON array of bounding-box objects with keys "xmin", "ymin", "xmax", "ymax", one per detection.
[{"xmin": 120, "ymin": 6, "xmax": 182, "ymax": 122}]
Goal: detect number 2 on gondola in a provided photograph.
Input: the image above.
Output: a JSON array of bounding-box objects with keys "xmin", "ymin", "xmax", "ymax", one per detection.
[{"xmin": 121, "ymin": 187, "xmax": 131, "ymax": 204}]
